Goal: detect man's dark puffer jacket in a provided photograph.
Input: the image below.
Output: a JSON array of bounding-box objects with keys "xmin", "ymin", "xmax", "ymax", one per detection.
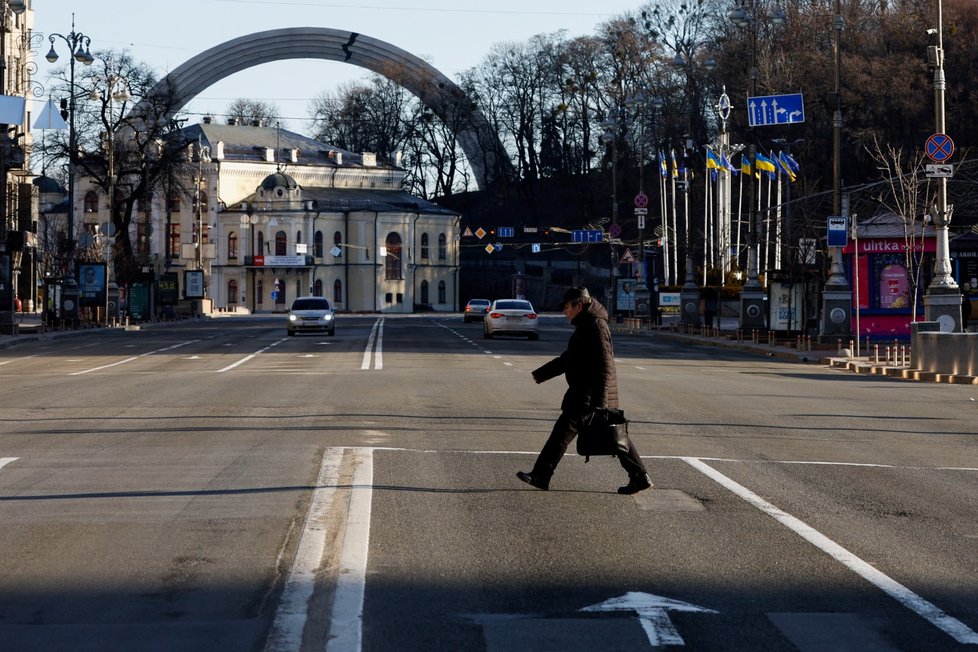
[{"xmin": 532, "ymin": 299, "xmax": 619, "ymax": 413}]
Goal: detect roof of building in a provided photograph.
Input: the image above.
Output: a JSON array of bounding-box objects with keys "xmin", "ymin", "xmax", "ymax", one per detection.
[
  {"xmin": 184, "ymin": 123, "xmax": 392, "ymax": 169},
  {"xmin": 855, "ymin": 212, "xmax": 936, "ymax": 239},
  {"xmin": 245, "ymin": 187, "xmax": 457, "ymax": 216},
  {"xmin": 33, "ymin": 175, "xmax": 65, "ymax": 193}
]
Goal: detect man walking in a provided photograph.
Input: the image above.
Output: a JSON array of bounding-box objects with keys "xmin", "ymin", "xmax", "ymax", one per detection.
[{"xmin": 517, "ymin": 287, "xmax": 652, "ymax": 494}]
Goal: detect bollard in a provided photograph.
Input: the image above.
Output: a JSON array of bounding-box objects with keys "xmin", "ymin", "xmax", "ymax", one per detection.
[
  {"xmin": 837, "ymin": 338, "xmax": 842, "ymax": 355},
  {"xmin": 874, "ymin": 344, "xmax": 880, "ymax": 364},
  {"xmin": 849, "ymin": 339, "xmax": 854, "ymax": 357}
]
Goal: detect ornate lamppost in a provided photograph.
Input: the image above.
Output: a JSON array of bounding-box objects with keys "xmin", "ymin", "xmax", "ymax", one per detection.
[
  {"xmin": 728, "ymin": 0, "xmax": 786, "ymax": 333},
  {"xmin": 923, "ymin": 0, "xmax": 961, "ymax": 331},
  {"xmin": 45, "ymin": 14, "xmax": 94, "ymax": 320}
]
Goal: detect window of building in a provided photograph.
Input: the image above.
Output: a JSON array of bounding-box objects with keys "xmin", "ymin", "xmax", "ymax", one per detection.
[
  {"xmin": 228, "ymin": 231, "xmax": 238, "ymax": 259},
  {"xmin": 257, "ymin": 231, "xmax": 265, "ymax": 256},
  {"xmin": 168, "ymin": 223, "xmax": 180, "ymax": 258},
  {"xmin": 333, "ymin": 279, "xmax": 342, "ymax": 303},
  {"xmin": 385, "ymin": 232, "xmax": 402, "ymax": 280},
  {"xmin": 333, "ymin": 231, "xmax": 343, "ymax": 258},
  {"xmin": 296, "ymin": 230, "xmax": 303, "ymax": 244},
  {"xmin": 438, "ymin": 233, "xmax": 447, "ymax": 260},
  {"xmin": 421, "ymin": 233, "xmax": 429, "ymax": 259},
  {"xmin": 136, "ymin": 222, "xmax": 150, "ymax": 258},
  {"xmin": 438, "ymin": 280, "xmax": 446, "ymax": 304},
  {"xmin": 228, "ymin": 279, "xmax": 238, "ymax": 304},
  {"xmin": 420, "ymin": 280, "xmax": 429, "ymax": 304},
  {"xmin": 257, "ymin": 279, "xmax": 263, "ymax": 305},
  {"xmin": 167, "ymin": 191, "xmax": 181, "ymax": 213},
  {"xmin": 192, "ymin": 223, "xmax": 209, "ymax": 245},
  {"xmin": 314, "ymin": 231, "xmax": 324, "ymax": 257},
  {"xmin": 314, "ymin": 279, "xmax": 323, "ymax": 297},
  {"xmin": 84, "ymin": 191, "xmax": 98, "ymax": 213},
  {"xmin": 275, "ymin": 230, "xmax": 287, "ymax": 256},
  {"xmin": 295, "ymin": 279, "xmax": 301, "ymax": 300}
]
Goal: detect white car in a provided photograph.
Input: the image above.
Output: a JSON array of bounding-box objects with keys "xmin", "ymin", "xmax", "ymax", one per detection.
[
  {"xmin": 484, "ymin": 299, "xmax": 539, "ymax": 340},
  {"xmin": 287, "ymin": 296, "xmax": 335, "ymax": 336}
]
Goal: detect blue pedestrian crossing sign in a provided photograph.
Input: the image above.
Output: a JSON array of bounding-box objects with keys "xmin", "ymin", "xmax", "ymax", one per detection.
[{"xmin": 748, "ymin": 93, "xmax": 805, "ymax": 127}]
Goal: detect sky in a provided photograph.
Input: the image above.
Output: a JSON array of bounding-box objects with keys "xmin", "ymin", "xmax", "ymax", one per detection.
[{"xmin": 32, "ymin": 0, "xmax": 644, "ymax": 137}]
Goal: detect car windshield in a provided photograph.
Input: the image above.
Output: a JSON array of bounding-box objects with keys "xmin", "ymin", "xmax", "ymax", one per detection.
[
  {"xmin": 469, "ymin": 300, "xmax": 489, "ymax": 307},
  {"xmin": 495, "ymin": 301, "xmax": 533, "ymax": 311},
  {"xmin": 291, "ymin": 298, "xmax": 330, "ymax": 311}
]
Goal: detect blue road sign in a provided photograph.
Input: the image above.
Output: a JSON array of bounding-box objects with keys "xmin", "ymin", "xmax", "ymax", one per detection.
[
  {"xmin": 532, "ymin": 243, "xmax": 541, "ymax": 253},
  {"xmin": 748, "ymin": 93, "xmax": 805, "ymax": 127},
  {"xmin": 493, "ymin": 242, "xmax": 503, "ymax": 252},
  {"xmin": 827, "ymin": 216, "xmax": 848, "ymax": 248},
  {"xmin": 498, "ymin": 227, "xmax": 515, "ymax": 238},
  {"xmin": 572, "ymin": 229, "xmax": 604, "ymax": 243}
]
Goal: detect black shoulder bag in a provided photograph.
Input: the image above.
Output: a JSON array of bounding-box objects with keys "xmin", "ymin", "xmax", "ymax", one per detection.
[{"xmin": 576, "ymin": 408, "xmax": 630, "ymax": 462}]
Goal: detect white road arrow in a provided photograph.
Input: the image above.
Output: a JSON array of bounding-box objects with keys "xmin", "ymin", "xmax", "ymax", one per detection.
[{"xmin": 581, "ymin": 591, "xmax": 718, "ymax": 647}]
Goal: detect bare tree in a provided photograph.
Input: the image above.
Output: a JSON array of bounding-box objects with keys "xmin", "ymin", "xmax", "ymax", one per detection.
[
  {"xmin": 225, "ymin": 98, "xmax": 281, "ymax": 127},
  {"xmin": 42, "ymin": 49, "xmax": 195, "ymax": 287},
  {"xmin": 868, "ymin": 137, "xmax": 932, "ymax": 320}
]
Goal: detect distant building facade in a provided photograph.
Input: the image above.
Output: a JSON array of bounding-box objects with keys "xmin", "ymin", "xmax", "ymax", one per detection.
[{"xmin": 69, "ymin": 122, "xmax": 460, "ymax": 316}]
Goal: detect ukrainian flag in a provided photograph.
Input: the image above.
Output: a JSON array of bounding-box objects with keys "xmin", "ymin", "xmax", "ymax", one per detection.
[
  {"xmin": 755, "ymin": 152, "xmax": 777, "ymax": 175},
  {"xmin": 775, "ymin": 151, "xmax": 796, "ymax": 182},
  {"xmin": 740, "ymin": 155, "xmax": 752, "ymax": 176},
  {"xmin": 670, "ymin": 149, "xmax": 679, "ymax": 178},
  {"xmin": 706, "ymin": 149, "xmax": 721, "ymax": 170},
  {"xmin": 781, "ymin": 151, "xmax": 800, "ymax": 173},
  {"xmin": 659, "ymin": 150, "xmax": 668, "ymax": 178},
  {"xmin": 720, "ymin": 152, "xmax": 737, "ymax": 173}
]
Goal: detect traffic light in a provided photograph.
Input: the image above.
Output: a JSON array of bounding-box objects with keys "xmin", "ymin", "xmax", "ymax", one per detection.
[{"xmin": 59, "ymin": 98, "xmax": 68, "ymax": 121}]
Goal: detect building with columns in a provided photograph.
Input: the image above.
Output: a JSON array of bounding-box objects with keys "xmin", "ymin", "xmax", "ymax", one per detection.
[{"xmin": 70, "ymin": 121, "xmax": 461, "ymax": 316}]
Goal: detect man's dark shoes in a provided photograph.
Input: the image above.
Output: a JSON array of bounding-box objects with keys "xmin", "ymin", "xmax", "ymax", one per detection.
[
  {"xmin": 618, "ymin": 473, "xmax": 653, "ymax": 495},
  {"xmin": 516, "ymin": 471, "xmax": 549, "ymax": 491}
]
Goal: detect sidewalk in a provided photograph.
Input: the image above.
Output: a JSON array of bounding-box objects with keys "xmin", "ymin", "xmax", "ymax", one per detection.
[{"xmin": 613, "ymin": 313, "xmax": 978, "ymax": 385}]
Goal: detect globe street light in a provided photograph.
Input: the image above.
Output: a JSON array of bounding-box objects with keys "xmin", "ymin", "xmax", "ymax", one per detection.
[{"xmin": 45, "ymin": 14, "xmax": 94, "ymax": 317}]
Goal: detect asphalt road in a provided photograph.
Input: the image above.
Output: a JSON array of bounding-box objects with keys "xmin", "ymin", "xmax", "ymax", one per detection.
[{"xmin": 0, "ymin": 314, "xmax": 976, "ymax": 651}]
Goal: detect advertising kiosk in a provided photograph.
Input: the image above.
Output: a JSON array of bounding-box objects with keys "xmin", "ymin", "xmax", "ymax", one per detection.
[{"xmin": 845, "ymin": 213, "xmax": 934, "ymax": 341}]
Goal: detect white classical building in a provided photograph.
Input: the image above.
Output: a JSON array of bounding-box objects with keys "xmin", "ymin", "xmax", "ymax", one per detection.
[{"xmin": 73, "ymin": 121, "xmax": 461, "ymax": 315}]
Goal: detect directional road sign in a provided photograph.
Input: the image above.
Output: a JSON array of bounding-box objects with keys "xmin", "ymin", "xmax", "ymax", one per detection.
[
  {"xmin": 572, "ymin": 229, "xmax": 604, "ymax": 243},
  {"xmin": 498, "ymin": 227, "xmax": 515, "ymax": 238},
  {"xmin": 748, "ymin": 93, "xmax": 804, "ymax": 127}
]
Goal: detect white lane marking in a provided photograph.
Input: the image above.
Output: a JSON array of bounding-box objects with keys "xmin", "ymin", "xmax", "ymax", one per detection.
[
  {"xmin": 0, "ymin": 355, "xmax": 36, "ymax": 367},
  {"xmin": 503, "ymin": 362, "xmax": 513, "ymax": 366},
  {"xmin": 683, "ymin": 457, "xmax": 978, "ymax": 645},
  {"xmin": 0, "ymin": 457, "xmax": 18, "ymax": 470},
  {"xmin": 264, "ymin": 448, "xmax": 344, "ymax": 652},
  {"xmin": 71, "ymin": 340, "xmax": 201, "ymax": 376},
  {"xmin": 360, "ymin": 318, "xmax": 384, "ymax": 370},
  {"xmin": 217, "ymin": 338, "xmax": 286, "ymax": 373},
  {"xmin": 327, "ymin": 448, "xmax": 373, "ymax": 651}
]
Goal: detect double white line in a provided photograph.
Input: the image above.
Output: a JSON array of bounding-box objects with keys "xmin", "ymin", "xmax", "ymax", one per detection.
[{"xmin": 361, "ymin": 318, "xmax": 384, "ymax": 370}]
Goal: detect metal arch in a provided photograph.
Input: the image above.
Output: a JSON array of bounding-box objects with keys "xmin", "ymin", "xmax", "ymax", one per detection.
[{"xmin": 135, "ymin": 27, "xmax": 509, "ymax": 189}]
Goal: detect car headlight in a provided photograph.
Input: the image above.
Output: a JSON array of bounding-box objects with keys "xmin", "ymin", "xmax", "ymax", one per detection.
[
  {"xmin": 324, "ymin": 314, "xmax": 333, "ymax": 321},
  {"xmin": 289, "ymin": 314, "xmax": 299, "ymax": 322}
]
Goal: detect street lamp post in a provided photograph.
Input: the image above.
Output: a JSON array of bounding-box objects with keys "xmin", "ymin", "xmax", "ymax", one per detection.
[
  {"xmin": 923, "ymin": 0, "xmax": 961, "ymax": 331},
  {"xmin": 729, "ymin": 0, "xmax": 785, "ymax": 333},
  {"xmin": 601, "ymin": 112, "xmax": 627, "ymax": 316},
  {"xmin": 45, "ymin": 14, "xmax": 94, "ymax": 321},
  {"xmin": 820, "ymin": 0, "xmax": 853, "ymax": 341},
  {"xmin": 93, "ymin": 71, "xmax": 130, "ymax": 325},
  {"xmin": 670, "ymin": 49, "xmax": 716, "ymax": 327}
]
